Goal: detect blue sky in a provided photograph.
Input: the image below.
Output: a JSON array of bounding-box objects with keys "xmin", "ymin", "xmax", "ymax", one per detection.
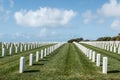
[{"xmin": 0, "ymin": 0, "xmax": 120, "ymax": 42}]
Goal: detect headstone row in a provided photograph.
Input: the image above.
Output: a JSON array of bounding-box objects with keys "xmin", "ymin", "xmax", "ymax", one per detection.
[
  {"xmin": 1, "ymin": 42, "xmax": 51, "ymax": 57},
  {"xmin": 19, "ymin": 43, "xmax": 64, "ymax": 73},
  {"xmin": 80, "ymin": 41, "xmax": 120, "ymax": 54},
  {"xmin": 74, "ymin": 42, "xmax": 108, "ymax": 74}
]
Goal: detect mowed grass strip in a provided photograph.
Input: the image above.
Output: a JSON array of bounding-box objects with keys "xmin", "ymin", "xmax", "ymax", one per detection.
[
  {"xmin": 80, "ymin": 43, "xmax": 120, "ymax": 79},
  {"xmin": 62, "ymin": 43, "xmax": 100, "ymax": 80}
]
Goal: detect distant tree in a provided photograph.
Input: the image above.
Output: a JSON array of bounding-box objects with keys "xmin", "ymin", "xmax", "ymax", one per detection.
[
  {"xmin": 67, "ymin": 37, "xmax": 84, "ymax": 43},
  {"xmin": 106, "ymin": 37, "xmax": 111, "ymax": 41},
  {"xmin": 96, "ymin": 37, "xmax": 111, "ymax": 41},
  {"xmin": 84, "ymin": 39, "xmax": 90, "ymax": 41},
  {"xmin": 116, "ymin": 36, "xmax": 120, "ymax": 41},
  {"xmin": 118, "ymin": 33, "xmax": 120, "ymax": 36},
  {"xmin": 111, "ymin": 37, "xmax": 117, "ymax": 41}
]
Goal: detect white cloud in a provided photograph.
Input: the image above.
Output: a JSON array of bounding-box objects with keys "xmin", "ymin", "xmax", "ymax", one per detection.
[
  {"xmin": 14, "ymin": 7, "xmax": 76, "ymax": 27},
  {"xmin": 111, "ymin": 19, "xmax": 120, "ymax": 30},
  {"xmin": 9, "ymin": 29, "xmax": 58, "ymax": 41},
  {"xmin": 9, "ymin": 0, "xmax": 14, "ymax": 8},
  {"xmin": 98, "ymin": 0, "xmax": 120, "ymax": 17},
  {"xmin": 0, "ymin": 0, "xmax": 14, "ymax": 21},
  {"xmin": 0, "ymin": 5, "xmax": 4, "ymax": 12},
  {"xmin": 82, "ymin": 0, "xmax": 120, "ymax": 26},
  {"xmin": 3, "ymin": 10, "xmax": 10, "ymax": 21},
  {"xmin": 38, "ymin": 28, "xmax": 57, "ymax": 38},
  {"xmin": 39, "ymin": 28, "xmax": 47, "ymax": 37},
  {"xmin": 82, "ymin": 10, "xmax": 97, "ymax": 24},
  {"xmin": 98, "ymin": 19, "xmax": 105, "ymax": 24},
  {"xmin": 0, "ymin": 33, "xmax": 3, "ymax": 38},
  {"xmin": 12, "ymin": 33, "xmax": 30, "ymax": 39}
]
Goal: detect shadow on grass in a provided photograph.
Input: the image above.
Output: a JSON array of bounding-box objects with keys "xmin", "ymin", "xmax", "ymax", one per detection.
[
  {"xmin": 6, "ymin": 55, "xmax": 13, "ymax": 56},
  {"xmin": 33, "ymin": 63, "xmax": 44, "ymax": 66},
  {"xmin": 108, "ymin": 70, "xmax": 120, "ymax": 73},
  {"xmin": 100, "ymin": 63, "xmax": 110, "ymax": 66},
  {"xmin": 45, "ymin": 55, "xmax": 52, "ymax": 58},
  {"xmin": 39, "ymin": 59, "xmax": 49, "ymax": 61},
  {"xmin": 24, "ymin": 70, "xmax": 39, "ymax": 73},
  {"xmin": 0, "ymin": 54, "xmax": 18, "ymax": 58},
  {"xmin": 0, "ymin": 56, "xmax": 3, "ymax": 58}
]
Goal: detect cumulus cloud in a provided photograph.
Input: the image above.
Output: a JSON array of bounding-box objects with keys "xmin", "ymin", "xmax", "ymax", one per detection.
[
  {"xmin": 14, "ymin": 7, "xmax": 76, "ymax": 27},
  {"xmin": 98, "ymin": 19, "xmax": 105, "ymax": 24},
  {"xmin": 111, "ymin": 19, "xmax": 120, "ymax": 30},
  {"xmin": 12, "ymin": 32, "xmax": 30, "ymax": 39},
  {"xmin": 82, "ymin": 10, "xmax": 97, "ymax": 24},
  {"xmin": 39, "ymin": 28, "xmax": 47, "ymax": 37},
  {"xmin": 0, "ymin": 5, "xmax": 4, "ymax": 12},
  {"xmin": 98, "ymin": 0, "xmax": 120, "ymax": 17},
  {"xmin": 82, "ymin": 10, "xmax": 105, "ymax": 24},
  {"xmin": 82, "ymin": 0, "xmax": 120, "ymax": 28},
  {"xmin": 0, "ymin": 33, "xmax": 3, "ymax": 38},
  {"xmin": 9, "ymin": 0, "xmax": 14, "ymax": 8},
  {"xmin": 98, "ymin": 0, "xmax": 120, "ymax": 30},
  {"xmin": 38, "ymin": 28, "xmax": 57, "ymax": 38},
  {"xmin": 11, "ymin": 29, "xmax": 57, "ymax": 40},
  {"xmin": 0, "ymin": 0, "xmax": 14, "ymax": 21}
]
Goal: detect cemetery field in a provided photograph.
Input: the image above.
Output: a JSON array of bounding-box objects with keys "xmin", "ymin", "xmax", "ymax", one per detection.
[
  {"xmin": 0, "ymin": 43, "xmax": 120, "ymax": 80},
  {"xmin": 80, "ymin": 43, "xmax": 120, "ymax": 79}
]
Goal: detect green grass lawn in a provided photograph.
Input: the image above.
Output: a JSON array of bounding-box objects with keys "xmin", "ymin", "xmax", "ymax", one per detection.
[{"xmin": 0, "ymin": 43, "xmax": 120, "ymax": 80}]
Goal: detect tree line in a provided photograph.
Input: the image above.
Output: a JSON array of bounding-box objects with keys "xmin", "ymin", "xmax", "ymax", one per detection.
[
  {"xmin": 96, "ymin": 36, "xmax": 120, "ymax": 41},
  {"xmin": 67, "ymin": 38, "xmax": 90, "ymax": 43},
  {"xmin": 96, "ymin": 33, "xmax": 120, "ymax": 41},
  {"xmin": 67, "ymin": 33, "xmax": 120, "ymax": 43}
]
